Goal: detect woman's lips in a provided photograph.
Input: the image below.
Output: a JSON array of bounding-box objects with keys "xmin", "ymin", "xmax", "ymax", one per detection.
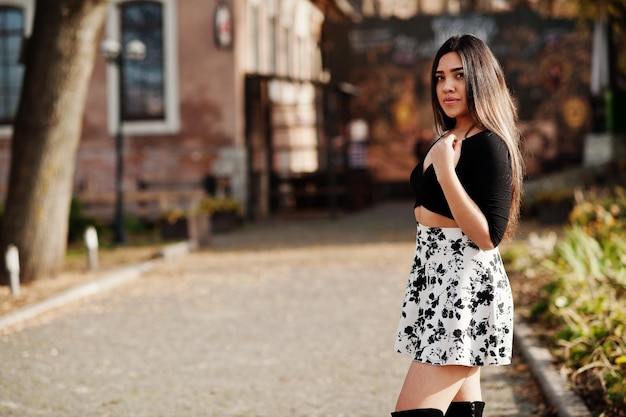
[{"xmin": 443, "ymin": 97, "xmax": 459, "ymax": 105}]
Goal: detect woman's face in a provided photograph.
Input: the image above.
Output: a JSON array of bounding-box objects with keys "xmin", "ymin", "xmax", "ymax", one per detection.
[{"xmin": 435, "ymin": 52, "xmax": 469, "ymax": 123}]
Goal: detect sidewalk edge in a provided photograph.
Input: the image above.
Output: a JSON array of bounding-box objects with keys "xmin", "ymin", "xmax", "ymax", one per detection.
[
  {"xmin": 0, "ymin": 241, "xmax": 195, "ymax": 333},
  {"xmin": 514, "ymin": 315, "xmax": 591, "ymax": 417}
]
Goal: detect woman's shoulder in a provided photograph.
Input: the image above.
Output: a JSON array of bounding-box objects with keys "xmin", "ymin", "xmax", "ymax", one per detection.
[
  {"xmin": 464, "ymin": 130, "xmax": 507, "ymax": 154},
  {"xmin": 465, "ymin": 129, "xmax": 501, "ymax": 143}
]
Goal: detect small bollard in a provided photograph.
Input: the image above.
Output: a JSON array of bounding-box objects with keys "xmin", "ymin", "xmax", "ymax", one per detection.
[
  {"xmin": 84, "ymin": 226, "xmax": 99, "ymax": 271},
  {"xmin": 5, "ymin": 244, "xmax": 20, "ymax": 298}
]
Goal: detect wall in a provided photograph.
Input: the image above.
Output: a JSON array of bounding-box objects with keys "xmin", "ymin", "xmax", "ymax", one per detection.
[
  {"xmin": 75, "ymin": 0, "xmax": 243, "ymax": 221},
  {"xmin": 1, "ymin": 0, "xmax": 342, "ymax": 220}
]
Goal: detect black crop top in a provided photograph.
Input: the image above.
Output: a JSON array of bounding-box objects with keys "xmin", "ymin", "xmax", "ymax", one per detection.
[{"xmin": 410, "ymin": 130, "xmax": 512, "ymax": 246}]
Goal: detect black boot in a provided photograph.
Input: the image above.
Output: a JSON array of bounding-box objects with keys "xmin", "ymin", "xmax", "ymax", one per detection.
[
  {"xmin": 444, "ymin": 401, "xmax": 485, "ymax": 417},
  {"xmin": 391, "ymin": 409, "xmax": 444, "ymax": 417}
]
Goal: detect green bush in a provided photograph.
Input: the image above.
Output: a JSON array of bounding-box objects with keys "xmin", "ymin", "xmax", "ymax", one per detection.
[
  {"xmin": 569, "ymin": 186, "xmax": 626, "ymax": 239},
  {"xmin": 68, "ymin": 198, "xmax": 97, "ymax": 243},
  {"xmin": 534, "ymin": 187, "xmax": 626, "ymax": 416},
  {"xmin": 194, "ymin": 196, "xmax": 243, "ymax": 216}
]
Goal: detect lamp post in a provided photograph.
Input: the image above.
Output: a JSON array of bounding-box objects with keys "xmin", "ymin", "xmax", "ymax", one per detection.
[{"xmin": 100, "ymin": 39, "xmax": 146, "ymax": 244}]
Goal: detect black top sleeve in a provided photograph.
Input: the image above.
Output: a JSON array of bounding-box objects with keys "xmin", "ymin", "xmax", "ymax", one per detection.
[{"xmin": 457, "ymin": 132, "xmax": 512, "ymax": 246}]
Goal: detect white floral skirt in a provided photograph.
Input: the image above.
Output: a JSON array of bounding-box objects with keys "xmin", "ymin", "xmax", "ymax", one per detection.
[{"xmin": 394, "ymin": 224, "xmax": 514, "ymax": 366}]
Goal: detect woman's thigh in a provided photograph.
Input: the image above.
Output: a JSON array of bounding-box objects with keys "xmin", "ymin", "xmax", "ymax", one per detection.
[
  {"xmin": 453, "ymin": 368, "xmax": 482, "ymax": 401},
  {"xmin": 395, "ymin": 361, "xmax": 478, "ymax": 411}
]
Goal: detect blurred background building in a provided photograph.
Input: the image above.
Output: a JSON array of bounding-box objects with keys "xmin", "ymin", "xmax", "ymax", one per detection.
[{"xmin": 0, "ymin": 0, "xmax": 623, "ymax": 223}]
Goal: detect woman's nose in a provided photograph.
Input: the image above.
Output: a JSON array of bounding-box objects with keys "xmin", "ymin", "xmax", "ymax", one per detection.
[{"xmin": 443, "ymin": 79, "xmax": 454, "ymax": 92}]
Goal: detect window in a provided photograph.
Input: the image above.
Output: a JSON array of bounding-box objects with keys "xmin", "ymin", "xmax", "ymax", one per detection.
[
  {"xmin": 247, "ymin": 2, "xmax": 260, "ymax": 73},
  {"xmin": 0, "ymin": 7, "xmax": 24, "ymax": 125},
  {"xmin": 121, "ymin": 1, "xmax": 164, "ymax": 120},
  {"xmin": 268, "ymin": 13, "xmax": 276, "ymax": 73},
  {"xmin": 0, "ymin": 0, "xmax": 33, "ymax": 137},
  {"xmin": 105, "ymin": 0, "xmax": 179, "ymax": 135}
]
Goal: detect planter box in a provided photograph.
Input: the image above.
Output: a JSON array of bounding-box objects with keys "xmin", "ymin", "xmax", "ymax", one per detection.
[
  {"xmin": 160, "ymin": 215, "xmax": 211, "ymax": 246},
  {"xmin": 537, "ymin": 199, "xmax": 574, "ymax": 224},
  {"xmin": 160, "ymin": 218, "xmax": 190, "ymax": 240},
  {"xmin": 211, "ymin": 211, "xmax": 241, "ymax": 233}
]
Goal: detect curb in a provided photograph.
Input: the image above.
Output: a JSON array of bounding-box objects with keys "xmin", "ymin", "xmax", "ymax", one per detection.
[
  {"xmin": 514, "ymin": 315, "xmax": 591, "ymax": 417},
  {"xmin": 0, "ymin": 240, "xmax": 195, "ymax": 333}
]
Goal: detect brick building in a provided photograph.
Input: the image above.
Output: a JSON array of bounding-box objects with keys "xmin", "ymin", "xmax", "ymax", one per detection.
[{"xmin": 0, "ymin": 0, "xmax": 356, "ymax": 223}]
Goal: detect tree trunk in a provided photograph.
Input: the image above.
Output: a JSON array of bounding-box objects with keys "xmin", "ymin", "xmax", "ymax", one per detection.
[{"xmin": 0, "ymin": 0, "xmax": 108, "ymax": 284}]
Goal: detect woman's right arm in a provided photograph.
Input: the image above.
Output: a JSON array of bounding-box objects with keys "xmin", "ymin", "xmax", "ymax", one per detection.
[{"xmin": 429, "ymin": 134, "xmax": 494, "ymax": 250}]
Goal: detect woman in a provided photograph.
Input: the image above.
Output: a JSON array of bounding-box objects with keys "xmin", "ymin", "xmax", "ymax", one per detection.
[{"xmin": 392, "ymin": 34, "xmax": 524, "ymax": 417}]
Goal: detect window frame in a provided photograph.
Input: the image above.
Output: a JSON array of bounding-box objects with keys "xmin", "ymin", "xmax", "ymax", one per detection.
[
  {"xmin": 0, "ymin": 0, "xmax": 33, "ymax": 139},
  {"xmin": 105, "ymin": 0, "xmax": 180, "ymax": 136},
  {"xmin": 119, "ymin": 1, "xmax": 165, "ymax": 121}
]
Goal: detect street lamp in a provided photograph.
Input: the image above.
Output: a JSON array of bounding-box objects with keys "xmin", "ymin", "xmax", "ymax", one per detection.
[{"xmin": 100, "ymin": 38, "xmax": 146, "ymax": 244}]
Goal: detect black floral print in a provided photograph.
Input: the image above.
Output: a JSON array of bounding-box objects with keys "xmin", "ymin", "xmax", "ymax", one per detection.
[{"xmin": 395, "ymin": 224, "xmax": 514, "ymax": 366}]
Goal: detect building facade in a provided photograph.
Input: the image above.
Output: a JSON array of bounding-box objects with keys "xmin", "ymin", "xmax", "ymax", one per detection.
[{"xmin": 0, "ymin": 0, "xmax": 354, "ymax": 223}]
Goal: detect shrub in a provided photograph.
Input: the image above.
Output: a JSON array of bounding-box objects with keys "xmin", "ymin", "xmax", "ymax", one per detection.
[
  {"xmin": 534, "ymin": 187, "xmax": 626, "ymax": 415},
  {"xmin": 194, "ymin": 196, "xmax": 243, "ymax": 216},
  {"xmin": 68, "ymin": 198, "xmax": 98, "ymax": 243},
  {"xmin": 160, "ymin": 197, "xmax": 243, "ymax": 222},
  {"xmin": 569, "ymin": 186, "xmax": 626, "ymax": 239}
]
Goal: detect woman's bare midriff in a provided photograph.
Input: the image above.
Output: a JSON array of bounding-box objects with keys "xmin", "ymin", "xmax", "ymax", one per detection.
[{"xmin": 414, "ymin": 206, "xmax": 459, "ymax": 228}]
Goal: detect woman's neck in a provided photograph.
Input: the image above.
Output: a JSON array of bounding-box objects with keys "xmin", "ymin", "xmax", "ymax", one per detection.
[{"xmin": 451, "ymin": 121, "xmax": 478, "ymax": 139}]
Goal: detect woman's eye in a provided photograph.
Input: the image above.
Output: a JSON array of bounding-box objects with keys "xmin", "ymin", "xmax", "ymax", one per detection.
[
  {"xmin": 436, "ymin": 75, "xmax": 444, "ymax": 81},
  {"xmin": 456, "ymin": 72, "xmax": 464, "ymax": 78}
]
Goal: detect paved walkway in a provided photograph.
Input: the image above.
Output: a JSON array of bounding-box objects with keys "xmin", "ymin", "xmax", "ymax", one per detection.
[{"xmin": 0, "ymin": 202, "xmax": 545, "ymax": 417}]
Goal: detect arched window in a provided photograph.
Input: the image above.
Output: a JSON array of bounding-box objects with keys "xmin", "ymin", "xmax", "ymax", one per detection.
[
  {"xmin": 0, "ymin": 7, "xmax": 24, "ymax": 124},
  {"xmin": 120, "ymin": 1, "xmax": 164, "ymax": 120}
]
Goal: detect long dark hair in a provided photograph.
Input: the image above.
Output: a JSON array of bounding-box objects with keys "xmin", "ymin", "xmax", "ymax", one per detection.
[{"xmin": 431, "ymin": 34, "xmax": 524, "ymax": 239}]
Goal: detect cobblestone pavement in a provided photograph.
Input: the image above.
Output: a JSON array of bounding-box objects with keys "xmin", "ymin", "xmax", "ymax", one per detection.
[{"xmin": 0, "ymin": 202, "xmax": 546, "ymax": 417}]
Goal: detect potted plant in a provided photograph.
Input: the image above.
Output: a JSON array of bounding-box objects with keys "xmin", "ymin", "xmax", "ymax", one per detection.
[
  {"xmin": 194, "ymin": 196, "xmax": 243, "ymax": 233},
  {"xmin": 534, "ymin": 188, "xmax": 575, "ymax": 224},
  {"xmin": 159, "ymin": 207, "xmax": 190, "ymax": 240}
]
